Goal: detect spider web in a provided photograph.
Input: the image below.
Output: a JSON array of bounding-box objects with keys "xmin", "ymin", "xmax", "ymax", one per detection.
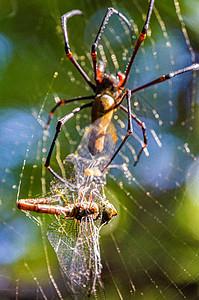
[{"xmin": 1, "ymin": 0, "xmax": 199, "ymax": 299}]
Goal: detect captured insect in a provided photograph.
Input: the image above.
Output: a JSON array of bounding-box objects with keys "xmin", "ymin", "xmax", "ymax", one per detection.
[
  {"xmin": 18, "ymin": 193, "xmax": 117, "ymax": 298},
  {"xmin": 47, "ymin": 198, "xmax": 116, "ymax": 298},
  {"xmin": 17, "ymin": 123, "xmax": 117, "ymax": 298},
  {"xmin": 44, "ymin": 0, "xmax": 199, "ymax": 183}
]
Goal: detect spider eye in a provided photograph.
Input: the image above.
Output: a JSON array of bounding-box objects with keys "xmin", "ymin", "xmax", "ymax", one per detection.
[
  {"xmin": 98, "ymin": 61, "xmax": 105, "ymax": 73},
  {"xmin": 110, "ymin": 74, "xmax": 117, "ymax": 80}
]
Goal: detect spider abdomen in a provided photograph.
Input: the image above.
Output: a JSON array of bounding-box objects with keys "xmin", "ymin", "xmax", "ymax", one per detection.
[{"xmin": 88, "ymin": 94, "xmax": 115, "ymax": 156}]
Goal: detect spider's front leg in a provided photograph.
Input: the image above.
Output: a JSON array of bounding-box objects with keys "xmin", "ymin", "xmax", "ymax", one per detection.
[
  {"xmin": 62, "ymin": 11, "xmax": 96, "ymax": 91},
  {"xmin": 45, "ymin": 102, "xmax": 93, "ymax": 182},
  {"xmin": 91, "ymin": 7, "xmax": 134, "ymax": 83},
  {"xmin": 121, "ymin": 0, "xmax": 155, "ymax": 88}
]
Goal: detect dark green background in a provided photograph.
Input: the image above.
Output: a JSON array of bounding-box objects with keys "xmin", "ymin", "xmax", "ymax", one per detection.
[{"xmin": 0, "ymin": 0, "xmax": 199, "ymax": 299}]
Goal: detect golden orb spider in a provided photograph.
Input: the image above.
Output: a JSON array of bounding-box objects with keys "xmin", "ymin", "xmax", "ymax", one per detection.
[{"xmin": 44, "ymin": 0, "xmax": 199, "ymax": 183}]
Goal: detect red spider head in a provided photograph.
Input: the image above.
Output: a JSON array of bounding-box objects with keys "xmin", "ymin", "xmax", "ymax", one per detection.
[{"xmin": 96, "ymin": 61, "xmax": 125, "ymax": 97}]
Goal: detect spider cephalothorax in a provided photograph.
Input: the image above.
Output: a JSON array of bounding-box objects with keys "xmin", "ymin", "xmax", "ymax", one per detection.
[{"xmin": 96, "ymin": 73, "xmax": 120, "ymax": 96}]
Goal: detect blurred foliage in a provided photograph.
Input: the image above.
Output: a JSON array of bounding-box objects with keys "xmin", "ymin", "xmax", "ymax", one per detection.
[{"xmin": 0, "ymin": 0, "xmax": 199, "ymax": 299}]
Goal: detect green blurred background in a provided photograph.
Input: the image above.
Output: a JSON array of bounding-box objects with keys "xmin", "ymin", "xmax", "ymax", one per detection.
[{"xmin": 0, "ymin": 0, "xmax": 199, "ymax": 299}]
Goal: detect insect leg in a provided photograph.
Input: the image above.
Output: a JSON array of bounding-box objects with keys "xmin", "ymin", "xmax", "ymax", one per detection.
[
  {"xmin": 102, "ymin": 90, "xmax": 133, "ymax": 172},
  {"xmin": 45, "ymin": 95, "xmax": 95, "ymax": 129},
  {"xmin": 121, "ymin": 0, "xmax": 155, "ymax": 88},
  {"xmin": 45, "ymin": 102, "xmax": 93, "ymax": 182},
  {"xmin": 62, "ymin": 11, "xmax": 96, "ymax": 91},
  {"xmin": 91, "ymin": 7, "xmax": 134, "ymax": 83}
]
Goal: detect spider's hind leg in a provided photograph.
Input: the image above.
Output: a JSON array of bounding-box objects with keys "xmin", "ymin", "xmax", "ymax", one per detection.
[
  {"xmin": 102, "ymin": 90, "xmax": 133, "ymax": 171},
  {"xmin": 119, "ymin": 103, "xmax": 147, "ymax": 167}
]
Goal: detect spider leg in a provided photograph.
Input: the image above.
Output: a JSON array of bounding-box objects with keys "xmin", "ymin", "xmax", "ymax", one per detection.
[
  {"xmin": 62, "ymin": 11, "xmax": 96, "ymax": 91},
  {"xmin": 114, "ymin": 90, "xmax": 128, "ymax": 109},
  {"xmin": 45, "ymin": 101, "xmax": 93, "ymax": 182},
  {"xmin": 102, "ymin": 90, "xmax": 133, "ymax": 172},
  {"xmin": 45, "ymin": 95, "xmax": 95, "ymax": 129},
  {"xmin": 130, "ymin": 63, "xmax": 199, "ymax": 94},
  {"xmin": 121, "ymin": 0, "xmax": 155, "ymax": 88},
  {"xmin": 119, "ymin": 104, "xmax": 147, "ymax": 166},
  {"xmin": 91, "ymin": 7, "xmax": 134, "ymax": 83},
  {"xmin": 113, "ymin": 64, "xmax": 199, "ymax": 164}
]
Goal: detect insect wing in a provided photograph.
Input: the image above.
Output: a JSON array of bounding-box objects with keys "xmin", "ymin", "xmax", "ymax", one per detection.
[
  {"xmin": 65, "ymin": 121, "xmax": 117, "ymax": 176},
  {"xmin": 47, "ymin": 217, "xmax": 103, "ymax": 298},
  {"xmin": 78, "ymin": 120, "xmax": 117, "ymax": 162}
]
